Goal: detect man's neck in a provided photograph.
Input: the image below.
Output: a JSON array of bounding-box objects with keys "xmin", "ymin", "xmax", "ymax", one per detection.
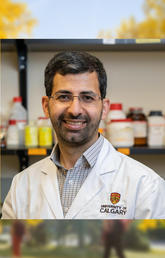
[{"xmin": 58, "ymin": 135, "xmax": 99, "ymax": 170}]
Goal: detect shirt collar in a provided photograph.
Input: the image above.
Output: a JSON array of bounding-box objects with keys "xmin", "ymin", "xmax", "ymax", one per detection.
[
  {"xmin": 83, "ymin": 134, "xmax": 104, "ymax": 167},
  {"xmin": 50, "ymin": 134, "xmax": 104, "ymax": 169}
]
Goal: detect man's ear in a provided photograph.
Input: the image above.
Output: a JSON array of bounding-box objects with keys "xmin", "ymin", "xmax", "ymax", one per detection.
[
  {"xmin": 42, "ymin": 96, "xmax": 50, "ymax": 118},
  {"xmin": 101, "ymin": 98, "xmax": 110, "ymax": 120}
]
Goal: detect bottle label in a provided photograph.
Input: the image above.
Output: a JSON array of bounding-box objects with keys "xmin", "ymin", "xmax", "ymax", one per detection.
[
  {"xmin": 133, "ymin": 121, "xmax": 147, "ymax": 137},
  {"xmin": 148, "ymin": 124, "xmax": 164, "ymax": 146}
]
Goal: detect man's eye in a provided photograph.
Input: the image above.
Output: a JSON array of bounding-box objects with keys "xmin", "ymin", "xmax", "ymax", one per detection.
[
  {"xmin": 81, "ymin": 95, "xmax": 95, "ymax": 102},
  {"xmin": 57, "ymin": 95, "xmax": 71, "ymax": 101}
]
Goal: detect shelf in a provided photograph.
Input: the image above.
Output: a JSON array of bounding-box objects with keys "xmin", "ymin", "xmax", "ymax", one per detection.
[
  {"xmin": 2, "ymin": 39, "xmax": 165, "ymax": 52},
  {"xmin": 1, "ymin": 146, "xmax": 165, "ymax": 156},
  {"xmin": 116, "ymin": 146, "xmax": 165, "ymax": 155},
  {"xmin": 1, "ymin": 146, "xmax": 52, "ymax": 156}
]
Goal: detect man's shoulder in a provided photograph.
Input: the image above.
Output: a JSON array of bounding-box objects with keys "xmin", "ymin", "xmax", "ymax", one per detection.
[
  {"xmin": 15, "ymin": 156, "xmax": 51, "ymax": 180},
  {"xmin": 102, "ymin": 137, "xmax": 160, "ymax": 180}
]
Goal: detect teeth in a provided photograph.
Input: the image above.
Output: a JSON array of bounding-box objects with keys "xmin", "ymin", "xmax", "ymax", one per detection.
[{"xmin": 66, "ymin": 121, "xmax": 83, "ymax": 125}]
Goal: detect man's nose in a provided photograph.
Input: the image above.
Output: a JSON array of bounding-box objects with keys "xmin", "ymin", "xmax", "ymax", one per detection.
[{"xmin": 67, "ymin": 97, "xmax": 83, "ymax": 116}]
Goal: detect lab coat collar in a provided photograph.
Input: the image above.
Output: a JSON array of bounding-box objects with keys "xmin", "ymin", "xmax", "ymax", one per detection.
[{"xmin": 95, "ymin": 137, "xmax": 122, "ymax": 175}]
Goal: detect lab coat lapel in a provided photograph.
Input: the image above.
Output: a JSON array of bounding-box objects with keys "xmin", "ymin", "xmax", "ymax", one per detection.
[
  {"xmin": 65, "ymin": 166, "xmax": 105, "ymax": 219},
  {"xmin": 41, "ymin": 158, "xmax": 64, "ymax": 219},
  {"xmin": 65, "ymin": 139, "xmax": 121, "ymax": 218}
]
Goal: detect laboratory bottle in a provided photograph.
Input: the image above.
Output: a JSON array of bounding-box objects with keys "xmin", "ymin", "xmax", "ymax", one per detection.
[
  {"xmin": 38, "ymin": 117, "xmax": 52, "ymax": 147},
  {"xmin": 6, "ymin": 120, "xmax": 19, "ymax": 146},
  {"xmin": 108, "ymin": 119, "xmax": 134, "ymax": 147},
  {"xmin": 148, "ymin": 111, "xmax": 165, "ymax": 147},
  {"xmin": 127, "ymin": 107, "xmax": 147, "ymax": 146},
  {"xmin": 25, "ymin": 121, "xmax": 38, "ymax": 147},
  {"xmin": 107, "ymin": 103, "xmax": 126, "ymax": 121},
  {"xmin": 10, "ymin": 97, "xmax": 27, "ymax": 145},
  {"xmin": 106, "ymin": 103, "xmax": 126, "ymax": 139}
]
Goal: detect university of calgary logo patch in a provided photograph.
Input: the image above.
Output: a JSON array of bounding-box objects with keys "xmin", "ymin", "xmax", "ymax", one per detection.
[{"xmin": 110, "ymin": 192, "xmax": 121, "ymax": 204}]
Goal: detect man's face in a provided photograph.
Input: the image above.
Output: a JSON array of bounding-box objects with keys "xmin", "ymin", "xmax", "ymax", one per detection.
[{"xmin": 42, "ymin": 72, "xmax": 109, "ymax": 147}]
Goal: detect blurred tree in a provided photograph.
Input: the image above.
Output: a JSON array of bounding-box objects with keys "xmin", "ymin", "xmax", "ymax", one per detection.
[
  {"xmin": 73, "ymin": 221, "xmax": 86, "ymax": 248},
  {"xmin": 97, "ymin": 0, "xmax": 165, "ymax": 38},
  {"xmin": 0, "ymin": 221, "xmax": 2, "ymax": 233},
  {"xmin": 138, "ymin": 220, "xmax": 165, "ymax": 241},
  {"xmin": 138, "ymin": 220, "xmax": 158, "ymax": 232},
  {"xmin": 86, "ymin": 221, "xmax": 101, "ymax": 245},
  {"xmin": 124, "ymin": 222, "xmax": 150, "ymax": 251},
  {"xmin": 26, "ymin": 220, "xmax": 43, "ymax": 227},
  {"xmin": 0, "ymin": 0, "xmax": 37, "ymax": 38},
  {"xmin": 117, "ymin": 0, "xmax": 165, "ymax": 38}
]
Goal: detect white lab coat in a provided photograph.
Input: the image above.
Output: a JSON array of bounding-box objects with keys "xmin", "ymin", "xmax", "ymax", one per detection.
[{"xmin": 2, "ymin": 138, "xmax": 165, "ymax": 219}]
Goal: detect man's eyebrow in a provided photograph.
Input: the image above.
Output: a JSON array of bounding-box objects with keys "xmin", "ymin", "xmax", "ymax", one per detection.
[
  {"xmin": 55, "ymin": 90, "xmax": 72, "ymax": 94},
  {"xmin": 54, "ymin": 90, "xmax": 97, "ymax": 95},
  {"xmin": 80, "ymin": 91, "xmax": 97, "ymax": 95}
]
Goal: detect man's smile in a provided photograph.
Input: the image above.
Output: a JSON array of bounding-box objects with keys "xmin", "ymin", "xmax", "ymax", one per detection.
[{"xmin": 62, "ymin": 119, "xmax": 87, "ymax": 130}]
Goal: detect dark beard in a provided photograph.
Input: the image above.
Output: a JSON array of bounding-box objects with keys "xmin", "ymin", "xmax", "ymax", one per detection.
[{"xmin": 51, "ymin": 112, "xmax": 102, "ymax": 147}]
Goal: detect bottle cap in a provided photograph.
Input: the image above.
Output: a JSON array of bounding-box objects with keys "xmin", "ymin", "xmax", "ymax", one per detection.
[
  {"xmin": 38, "ymin": 117, "xmax": 48, "ymax": 120},
  {"xmin": 13, "ymin": 97, "xmax": 22, "ymax": 102},
  {"xmin": 129, "ymin": 107, "xmax": 143, "ymax": 114},
  {"xmin": 9, "ymin": 120, "xmax": 16, "ymax": 125},
  {"xmin": 111, "ymin": 118, "xmax": 132, "ymax": 123},
  {"xmin": 110, "ymin": 103, "xmax": 123, "ymax": 110},
  {"xmin": 129, "ymin": 107, "xmax": 143, "ymax": 112},
  {"xmin": 149, "ymin": 111, "xmax": 163, "ymax": 116}
]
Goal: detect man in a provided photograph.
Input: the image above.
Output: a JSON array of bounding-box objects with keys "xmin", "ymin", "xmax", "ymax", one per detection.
[
  {"xmin": 2, "ymin": 51, "xmax": 165, "ymax": 219},
  {"xmin": 102, "ymin": 220, "xmax": 130, "ymax": 258}
]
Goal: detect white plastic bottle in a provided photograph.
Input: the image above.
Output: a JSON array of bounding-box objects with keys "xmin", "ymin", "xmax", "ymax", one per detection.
[
  {"xmin": 6, "ymin": 120, "xmax": 19, "ymax": 146},
  {"xmin": 106, "ymin": 103, "xmax": 126, "ymax": 139},
  {"xmin": 148, "ymin": 111, "xmax": 165, "ymax": 147},
  {"xmin": 108, "ymin": 119, "xmax": 134, "ymax": 147},
  {"xmin": 107, "ymin": 103, "xmax": 126, "ymax": 121},
  {"xmin": 10, "ymin": 97, "xmax": 27, "ymax": 145}
]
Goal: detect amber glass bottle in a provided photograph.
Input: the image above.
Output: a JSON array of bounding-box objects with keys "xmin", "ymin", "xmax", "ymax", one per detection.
[{"xmin": 127, "ymin": 108, "xmax": 147, "ymax": 146}]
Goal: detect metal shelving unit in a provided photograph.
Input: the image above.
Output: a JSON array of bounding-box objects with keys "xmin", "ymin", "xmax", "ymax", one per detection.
[
  {"xmin": 2, "ymin": 39, "xmax": 165, "ymax": 52},
  {"xmin": 1, "ymin": 145, "xmax": 165, "ymax": 171},
  {"xmin": 2, "ymin": 145, "xmax": 165, "ymax": 156},
  {"xmin": 1, "ymin": 39, "xmax": 165, "ymax": 170}
]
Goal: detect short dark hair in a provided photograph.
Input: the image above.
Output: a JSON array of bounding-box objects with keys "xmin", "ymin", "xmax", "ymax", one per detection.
[{"xmin": 44, "ymin": 51, "xmax": 107, "ymax": 98}]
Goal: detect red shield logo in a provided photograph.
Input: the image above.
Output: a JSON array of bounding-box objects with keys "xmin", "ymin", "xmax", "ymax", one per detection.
[{"xmin": 110, "ymin": 192, "xmax": 121, "ymax": 204}]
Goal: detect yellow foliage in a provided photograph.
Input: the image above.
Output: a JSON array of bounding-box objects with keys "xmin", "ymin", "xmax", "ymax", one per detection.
[
  {"xmin": 26, "ymin": 220, "xmax": 43, "ymax": 227},
  {"xmin": 117, "ymin": 0, "xmax": 165, "ymax": 38},
  {"xmin": 138, "ymin": 220, "xmax": 158, "ymax": 232},
  {"xmin": 159, "ymin": 220, "xmax": 165, "ymax": 227},
  {"xmin": 0, "ymin": 0, "xmax": 37, "ymax": 38}
]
